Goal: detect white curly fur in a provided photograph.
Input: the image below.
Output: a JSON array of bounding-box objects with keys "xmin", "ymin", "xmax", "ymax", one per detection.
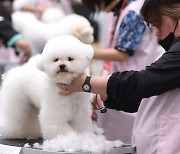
[
  {"xmin": 0, "ymin": 35, "xmax": 95, "ymax": 140},
  {"xmin": 11, "ymin": 12, "xmax": 94, "ymax": 54}
]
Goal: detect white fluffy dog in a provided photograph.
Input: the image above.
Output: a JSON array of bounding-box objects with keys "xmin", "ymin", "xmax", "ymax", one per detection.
[
  {"xmin": 0, "ymin": 35, "xmax": 94, "ymax": 140},
  {"xmin": 54, "ymin": 14, "xmax": 94, "ymax": 44},
  {"xmin": 41, "ymin": 7, "xmax": 65, "ymax": 24},
  {"xmin": 12, "ymin": 12, "xmax": 94, "ymax": 54}
]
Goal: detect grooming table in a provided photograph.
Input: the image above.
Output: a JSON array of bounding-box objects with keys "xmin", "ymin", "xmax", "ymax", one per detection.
[{"xmin": 0, "ymin": 137, "xmax": 136, "ymax": 154}]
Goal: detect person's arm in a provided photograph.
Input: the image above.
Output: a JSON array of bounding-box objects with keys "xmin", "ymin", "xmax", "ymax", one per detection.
[
  {"xmin": 21, "ymin": 5, "xmax": 45, "ymax": 14},
  {"xmin": 105, "ymin": 40, "xmax": 180, "ymax": 111},
  {"xmin": 59, "ymin": 39, "xmax": 180, "ymax": 112},
  {"xmin": 93, "ymin": 46, "xmax": 129, "ymax": 61},
  {"xmin": 0, "ymin": 19, "xmax": 31, "ymax": 61},
  {"xmin": 13, "ymin": 0, "xmax": 45, "ymax": 14},
  {"xmin": 59, "ymin": 73, "xmax": 109, "ymax": 98}
]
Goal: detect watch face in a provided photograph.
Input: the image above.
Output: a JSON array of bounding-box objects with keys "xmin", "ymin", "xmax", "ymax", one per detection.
[{"xmin": 83, "ymin": 84, "xmax": 90, "ymax": 91}]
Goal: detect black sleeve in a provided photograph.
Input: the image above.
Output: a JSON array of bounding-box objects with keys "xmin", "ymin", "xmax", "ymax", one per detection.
[
  {"xmin": 0, "ymin": 19, "xmax": 17, "ymax": 46},
  {"xmin": 104, "ymin": 40, "xmax": 180, "ymax": 112}
]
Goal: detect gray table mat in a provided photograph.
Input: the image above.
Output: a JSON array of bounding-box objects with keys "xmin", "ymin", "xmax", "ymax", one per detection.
[{"xmin": 0, "ymin": 137, "xmax": 136, "ymax": 154}]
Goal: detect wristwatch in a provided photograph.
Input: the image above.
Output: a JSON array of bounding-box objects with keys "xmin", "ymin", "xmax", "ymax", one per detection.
[{"xmin": 82, "ymin": 76, "xmax": 91, "ymax": 92}]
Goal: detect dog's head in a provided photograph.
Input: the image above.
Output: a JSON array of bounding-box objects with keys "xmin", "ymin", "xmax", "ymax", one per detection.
[{"xmin": 36, "ymin": 35, "xmax": 94, "ymax": 84}]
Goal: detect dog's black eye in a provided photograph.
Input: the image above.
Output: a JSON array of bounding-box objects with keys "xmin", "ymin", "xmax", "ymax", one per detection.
[
  {"xmin": 54, "ymin": 58, "xmax": 59, "ymax": 62},
  {"xmin": 68, "ymin": 57, "xmax": 73, "ymax": 61}
]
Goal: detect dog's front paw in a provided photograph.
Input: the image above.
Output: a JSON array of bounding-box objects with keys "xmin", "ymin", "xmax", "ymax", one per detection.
[
  {"xmin": 0, "ymin": 126, "xmax": 26, "ymax": 139},
  {"xmin": 41, "ymin": 123, "xmax": 74, "ymax": 140}
]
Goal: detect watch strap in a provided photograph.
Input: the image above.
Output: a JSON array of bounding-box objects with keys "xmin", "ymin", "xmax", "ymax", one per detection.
[
  {"xmin": 82, "ymin": 76, "xmax": 91, "ymax": 92},
  {"xmin": 85, "ymin": 76, "xmax": 91, "ymax": 84}
]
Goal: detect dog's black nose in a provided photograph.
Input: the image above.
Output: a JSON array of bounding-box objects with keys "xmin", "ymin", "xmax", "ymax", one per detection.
[{"xmin": 59, "ymin": 64, "xmax": 66, "ymax": 70}]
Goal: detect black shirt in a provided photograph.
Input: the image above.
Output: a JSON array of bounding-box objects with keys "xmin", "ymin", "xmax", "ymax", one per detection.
[
  {"xmin": 104, "ymin": 38, "xmax": 180, "ymax": 113},
  {"xmin": 0, "ymin": 18, "xmax": 17, "ymax": 46}
]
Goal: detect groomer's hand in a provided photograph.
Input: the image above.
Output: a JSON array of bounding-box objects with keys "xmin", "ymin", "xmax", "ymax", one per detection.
[
  {"xmin": 91, "ymin": 107, "xmax": 97, "ymax": 121},
  {"xmin": 92, "ymin": 94, "xmax": 103, "ymax": 109},
  {"xmin": 58, "ymin": 73, "xmax": 86, "ymax": 95},
  {"xmin": 18, "ymin": 50, "xmax": 31, "ymax": 63}
]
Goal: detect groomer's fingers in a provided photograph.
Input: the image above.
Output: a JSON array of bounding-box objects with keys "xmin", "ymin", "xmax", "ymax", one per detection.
[
  {"xmin": 97, "ymin": 95, "xmax": 104, "ymax": 109},
  {"xmin": 58, "ymin": 83, "xmax": 72, "ymax": 95},
  {"xmin": 91, "ymin": 95, "xmax": 97, "ymax": 108},
  {"xmin": 19, "ymin": 52, "xmax": 29, "ymax": 63},
  {"xmin": 93, "ymin": 94, "xmax": 104, "ymax": 109},
  {"xmin": 60, "ymin": 89, "xmax": 69, "ymax": 95},
  {"xmin": 91, "ymin": 108, "xmax": 97, "ymax": 121},
  {"xmin": 57, "ymin": 83, "xmax": 65, "ymax": 88},
  {"xmin": 91, "ymin": 101, "xmax": 98, "ymax": 110}
]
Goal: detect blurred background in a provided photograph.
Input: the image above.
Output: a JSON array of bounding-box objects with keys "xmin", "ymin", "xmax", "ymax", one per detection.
[{"xmin": 0, "ymin": 0, "xmax": 112, "ymax": 83}]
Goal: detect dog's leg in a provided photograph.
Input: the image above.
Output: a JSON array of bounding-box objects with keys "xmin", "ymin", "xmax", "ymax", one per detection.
[
  {"xmin": 39, "ymin": 106, "xmax": 74, "ymax": 140},
  {"xmin": 23, "ymin": 106, "xmax": 41, "ymax": 139},
  {"xmin": 70, "ymin": 98, "xmax": 94, "ymax": 133},
  {"xmin": 0, "ymin": 96, "xmax": 39, "ymax": 139}
]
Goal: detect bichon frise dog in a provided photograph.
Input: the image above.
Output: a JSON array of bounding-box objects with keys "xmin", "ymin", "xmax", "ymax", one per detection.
[
  {"xmin": 11, "ymin": 12, "xmax": 94, "ymax": 54},
  {"xmin": 0, "ymin": 35, "xmax": 94, "ymax": 140},
  {"xmin": 54, "ymin": 14, "xmax": 94, "ymax": 44}
]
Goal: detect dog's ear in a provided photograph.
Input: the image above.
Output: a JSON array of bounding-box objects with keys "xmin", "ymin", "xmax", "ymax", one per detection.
[
  {"xmin": 84, "ymin": 44, "xmax": 94, "ymax": 63},
  {"xmin": 30, "ymin": 54, "xmax": 44, "ymax": 71}
]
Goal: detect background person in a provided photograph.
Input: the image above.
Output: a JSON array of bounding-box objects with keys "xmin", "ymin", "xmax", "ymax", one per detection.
[
  {"xmin": 59, "ymin": 0, "xmax": 180, "ymax": 153},
  {"xmin": 0, "ymin": 15, "xmax": 31, "ymax": 82},
  {"xmin": 0, "ymin": 16, "xmax": 31, "ymax": 62},
  {"xmin": 12, "ymin": 0, "xmax": 70, "ymax": 20}
]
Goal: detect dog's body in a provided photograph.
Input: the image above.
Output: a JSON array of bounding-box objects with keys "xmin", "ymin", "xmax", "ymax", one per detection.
[{"xmin": 0, "ymin": 35, "xmax": 94, "ymax": 140}]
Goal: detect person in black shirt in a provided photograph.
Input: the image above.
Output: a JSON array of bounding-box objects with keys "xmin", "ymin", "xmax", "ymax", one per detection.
[
  {"xmin": 0, "ymin": 1, "xmax": 31, "ymax": 62},
  {"xmin": 58, "ymin": 0, "xmax": 180, "ymax": 153},
  {"xmin": 0, "ymin": 16, "xmax": 31, "ymax": 62}
]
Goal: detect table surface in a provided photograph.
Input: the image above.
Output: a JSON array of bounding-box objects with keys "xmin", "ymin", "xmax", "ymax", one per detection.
[{"xmin": 0, "ymin": 137, "xmax": 136, "ymax": 154}]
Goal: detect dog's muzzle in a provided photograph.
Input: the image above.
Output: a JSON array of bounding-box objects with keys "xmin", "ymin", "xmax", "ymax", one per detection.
[{"xmin": 59, "ymin": 64, "xmax": 68, "ymax": 72}]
